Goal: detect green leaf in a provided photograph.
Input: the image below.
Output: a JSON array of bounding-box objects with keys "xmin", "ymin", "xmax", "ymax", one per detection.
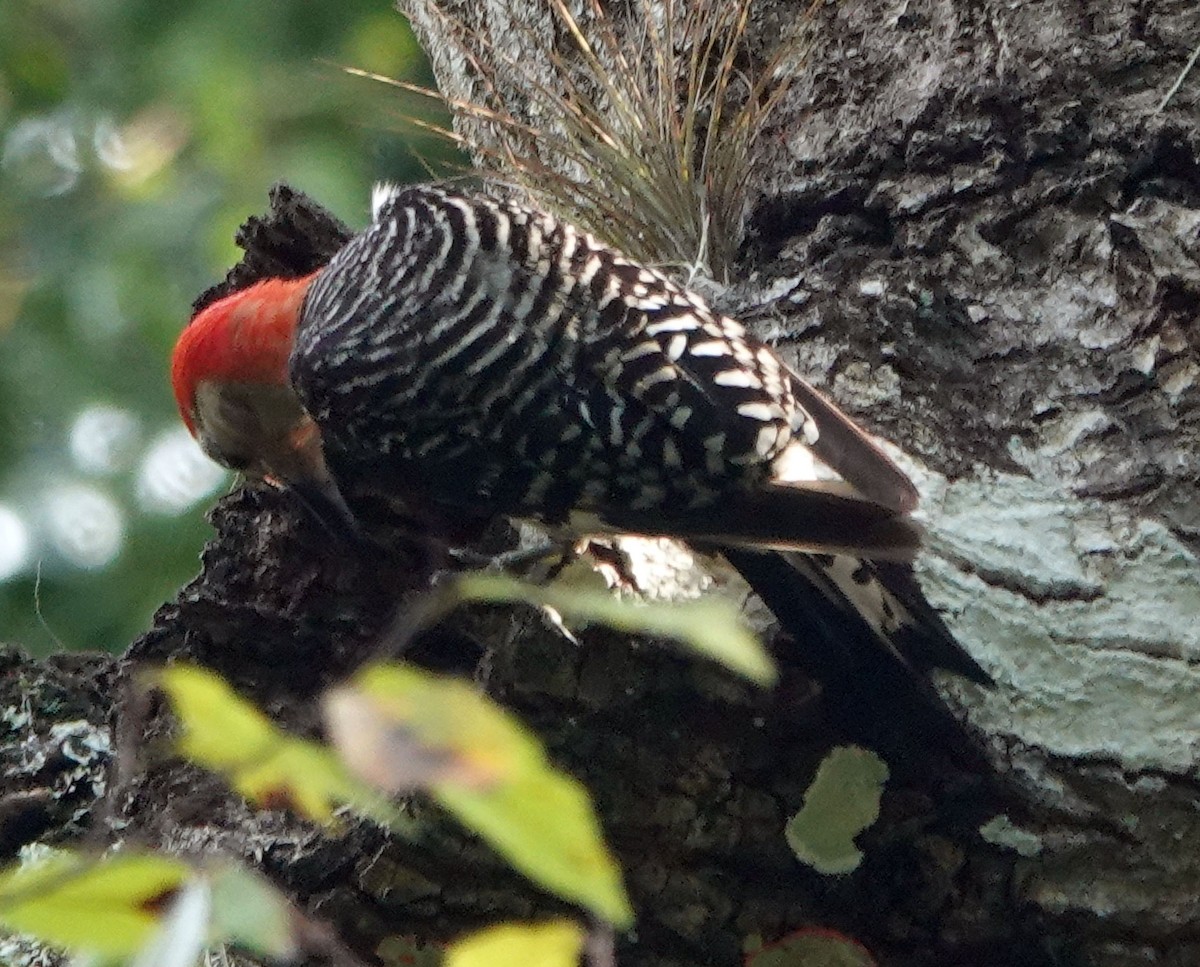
[
  {"xmin": 457, "ymin": 571, "xmax": 776, "ymax": 685},
  {"xmin": 326, "ymin": 663, "xmax": 634, "ymax": 928},
  {"xmin": 154, "ymin": 664, "xmax": 404, "ymax": 828},
  {"xmin": 784, "ymin": 746, "xmax": 889, "ymax": 875},
  {"xmin": 446, "ymin": 920, "xmax": 585, "ymax": 967},
  {"xmin": 0, "ymin": 851, "xmax": 190, "ymax": 958},
  {"xmin": 208, "ymin": 861, "xmax": 298, "ymax": 960},
  {"xmin": 131, "ymin": 859, "xmax": 302, "ymax": 967}
]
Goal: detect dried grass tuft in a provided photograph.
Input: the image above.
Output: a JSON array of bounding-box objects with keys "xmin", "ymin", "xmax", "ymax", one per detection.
[{"xmin": 350, "ymin": 0, "xmax": 815, "ymax": 282}]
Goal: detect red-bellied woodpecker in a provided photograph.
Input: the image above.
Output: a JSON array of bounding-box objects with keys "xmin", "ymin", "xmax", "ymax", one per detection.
[{"xmin": 172, "ymin": 184, "xmax": 991, "ymax": 745}]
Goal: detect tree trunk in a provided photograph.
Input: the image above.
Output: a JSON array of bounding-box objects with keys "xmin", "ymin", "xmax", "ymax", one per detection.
[{"xmin": 4, "ymin": 1, "xmax": 1200, "ymax": 965}]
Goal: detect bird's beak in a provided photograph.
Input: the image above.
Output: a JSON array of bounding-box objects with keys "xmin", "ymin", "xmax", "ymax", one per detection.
[{"xmin": 272, "ymin": 419, "xmax": 373, "ymax": 551}]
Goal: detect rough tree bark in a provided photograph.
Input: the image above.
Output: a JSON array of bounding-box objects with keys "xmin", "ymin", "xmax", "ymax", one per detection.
[{"xmin": 3, "ymin": 1, "xmax": 1200, "ymax": 966}]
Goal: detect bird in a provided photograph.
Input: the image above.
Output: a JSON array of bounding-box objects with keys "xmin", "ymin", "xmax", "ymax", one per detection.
[{"xmin": 171, "ymin": 182, "xmax": 991, "ymax": 758}]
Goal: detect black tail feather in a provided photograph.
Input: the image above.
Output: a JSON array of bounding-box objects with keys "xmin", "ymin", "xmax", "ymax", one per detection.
[
  {"xmin": 723, "ymin": 547, "xmax": 991, "ymax": 769},
  {"xmin": 870, "ymin": 560, "xmax": 993, "ymax": 685}
]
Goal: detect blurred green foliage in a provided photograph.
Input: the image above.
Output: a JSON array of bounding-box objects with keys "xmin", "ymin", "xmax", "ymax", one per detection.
[{"xmin": 0, "ymin": 0, "xmax": 460, "ymax": 654}]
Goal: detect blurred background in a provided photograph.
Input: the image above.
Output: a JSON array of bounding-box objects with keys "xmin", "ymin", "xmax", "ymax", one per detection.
[{"xmin": 0, "ymin": 0, "xmax": 460, "ymax": 654}]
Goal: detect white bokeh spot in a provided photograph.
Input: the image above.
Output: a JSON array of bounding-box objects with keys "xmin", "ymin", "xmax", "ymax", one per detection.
[
  {"xmin": 137, "ymin": 426, "xmax": 228, "ymax": 515},
  {"xmin": 0, "ymin": 505, "xmax": 32, "ymax": 581},
  {"xmin": 44, "ymin": 484, "xmax": 124, "ymax": 569},
  {"xmin": 69, "ymin": 403, "xmax": 142, "ymax": 475}
]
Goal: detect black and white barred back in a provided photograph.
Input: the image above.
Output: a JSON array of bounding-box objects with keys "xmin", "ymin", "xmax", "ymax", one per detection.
[
  {"xmin": 292, "ymin": 184, "xmax": 912, "ymax": 535},
  {"xmin": 289, "ymin": 183, "xmax": 992, "ymax": 706}
]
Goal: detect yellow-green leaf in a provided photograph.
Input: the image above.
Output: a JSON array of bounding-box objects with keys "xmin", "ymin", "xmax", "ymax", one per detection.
[
  {"xmin": 155, "ymin": 664, "xmax": 403, "ymax": 828},
  {"xmin": 324, "ymin": 663, "xmax": 534, "ymax": 793},
  {"xmin": 153, "ymin": 663, "xmax": 277, "ymax": 769},
  {"xmin": 446, "ymin": 920, "xmax": 585, "ymax": 967},
  {"xmin": 457, "ymin": 571, "xmax": 776, "ymax": 685},
  {"xmin": 784, "ymin": 746, "xmax": 889, "ymax": 875},
  {"xmin": 437, "ymin": 762, "xmax": 632, "ymax": 928},
  {"xmin": 326, "ymin": 663, "xmax": 634, "ymax": 928},
  {"xmin": 0, "ymin": 851, "xmax": 190, "ymax": 958}
]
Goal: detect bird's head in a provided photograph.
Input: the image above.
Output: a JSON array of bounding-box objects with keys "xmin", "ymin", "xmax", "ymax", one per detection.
[
  {"xmin": 170, "ymin": 272, "xmax": 364, "ymax": 538},
  {"xmin": 171, "ymin": 274, "xmax": 317, "ymax": 481}
]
